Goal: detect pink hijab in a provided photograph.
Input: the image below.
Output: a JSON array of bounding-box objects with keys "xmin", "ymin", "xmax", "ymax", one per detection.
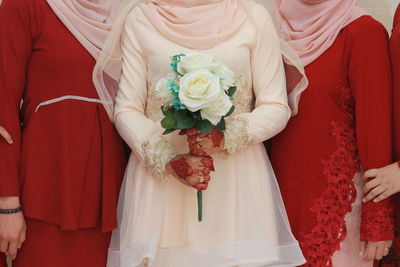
[
  {"xmin": 140, "ymin": 0, "xmax": 247, "ymax": 49},
  {"xmin": 277, "ymin": 0, "xmax": 366, "ymax": 66},
  {"xmin": 47, "ymin": 0, "xmax": 120, "ymax": 59}
]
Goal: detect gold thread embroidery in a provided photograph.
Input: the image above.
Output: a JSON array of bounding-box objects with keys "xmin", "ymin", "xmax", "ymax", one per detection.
[
  {"xmin": 224, "ymin": 115, "xmax": 251, "ymax": 154},
  {"xmin": 142, "ymin": 139, "xmax": 177, "ymax": 183}
]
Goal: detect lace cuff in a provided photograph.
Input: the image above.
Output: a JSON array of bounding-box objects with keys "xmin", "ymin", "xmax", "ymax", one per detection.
[
  {"xmin": 224, "ymin": 115, "xmax": 251, "ymax": 154},
  {"xmin": 361, "ymin": 200, "xmax": 394, "ymax": 241},
  {"xmin": 142, "ymin": 139, "xmax": 178, "ymax": 183}
]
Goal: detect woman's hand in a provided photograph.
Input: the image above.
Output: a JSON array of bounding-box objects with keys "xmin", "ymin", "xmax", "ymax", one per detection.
[
  {"xmin": 362, "ymin": 162, "xmax": 400, "ymax": 203},
  {"xmin": 166, "ymin": 154, "xmax": 214, "ymax": 190},
  {"xmin": 196, "ymin": 130, "xmax": 225, "ymax": 155},
  {"xmin": 0, "ymin": 197, "xmax": 26, "ymax": 260},
  {"xmin": 360, "ymin": 240, "xmax": 392, "ymax": 261},
  {"xmin": 181, "ymin": 128, "xmax": 224, "ymax": 156},
  {"xmin": 0, "ymin": 126, "xmax": 12, "ymax": 144}
]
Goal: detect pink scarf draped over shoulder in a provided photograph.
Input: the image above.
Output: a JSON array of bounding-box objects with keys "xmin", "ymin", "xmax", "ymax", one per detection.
[
  {"xmin": 47, "ymin": 0, "xmax": 120, "ymax": 59},
  {"xmin": 277, "ymin": 0, "xmax": 366, "ymax": 66}
]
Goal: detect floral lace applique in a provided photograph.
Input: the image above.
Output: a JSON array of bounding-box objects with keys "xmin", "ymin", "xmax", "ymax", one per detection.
[
  {"xmin": 301, "ymin": 87, "xmax": 359, "ymax": 267},
  {"xmin": 145, "ymin": 88, "xmax": 164, "ymax": 122},
  {"xmin": 142, "ymin": 139, "xmax": 178, "ymax": 183},
  {"xmin": 224, "ymin": 115, "xmax": 250, "ymax": 154},
  {"xmin": 231, "ymin": 75, "xmax": 254, "ymax": 115},
  {"xmin": 222, "ymin": 75, "xmax": 254, "ymax": 154},
  {"xmin": 361, "ymin": 204, "xmax": 394, "ymax": 240}
]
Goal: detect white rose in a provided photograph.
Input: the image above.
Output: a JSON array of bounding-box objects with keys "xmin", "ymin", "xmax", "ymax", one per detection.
[
  {"xmin": 177, "ymin": 53, "xmax": 220, "ymax": 75},
  {"xmin": 211, "ymin": 63, "xmax": 236, "ymax": 91},
  {"xmin": 179, "ymin": 69, "xmax": 222, "ymax": 112},
  {"xmin": 221, "ymin": 66, "xmax": 236, "ymax": 90},
  {"xmin": 201, "ymin": 92, "xmax": 233, "ymax": 125},
  {"xmin": 155, "ymin": 77, "xmax": 175, "ymax": 105}
]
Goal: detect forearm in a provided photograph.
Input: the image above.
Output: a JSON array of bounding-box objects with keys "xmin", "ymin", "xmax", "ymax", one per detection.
[{"xmin": 0, "ymin": 197, "xmax": 20, "ymax": 209}]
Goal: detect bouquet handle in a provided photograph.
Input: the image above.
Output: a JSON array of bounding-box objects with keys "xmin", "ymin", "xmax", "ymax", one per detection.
[{"xmin": 197, "ymin": 190, "xmax": 203, "ymax": 222}]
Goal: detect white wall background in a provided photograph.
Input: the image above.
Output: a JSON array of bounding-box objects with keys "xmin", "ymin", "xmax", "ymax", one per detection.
[{"xmin": 357, "ymin": 0, "xmax": 400, "ymax": 32}]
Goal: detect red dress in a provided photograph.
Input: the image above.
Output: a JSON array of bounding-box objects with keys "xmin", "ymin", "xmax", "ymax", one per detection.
[
  {"xmin": 0, "ymin": 256, "xmax": 5, "ymax": 267},
  {"xmin": 0, "ymin": 0, "xmax": 126, "ymax": 265},
  {"xmin": 270, "ymin": 16, "xmax": 394, "ymax": 266},
  {"xmin": 380, "ymin": 4, "xmax": 400, "ymax": 266}
]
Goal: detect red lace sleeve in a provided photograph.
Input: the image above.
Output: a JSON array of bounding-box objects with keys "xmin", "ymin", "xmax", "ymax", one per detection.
[{"xmin": 348, "ymin": 18, "xmax": 394, "ymax": 241}]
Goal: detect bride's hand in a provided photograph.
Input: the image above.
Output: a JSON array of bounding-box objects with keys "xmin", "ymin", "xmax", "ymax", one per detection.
[
  {"xmin": 181, "ymin": 128, "xmax": 224, "ymax": 156},
  {"xmin": 166, "ymin": 154, "xmax": 214, "ymax": 190},
  {"xmin": 197, "ymin": 130, "xmax": 225, "ymax": 155},
  {"xmin": 0, "ymin": 126, "xmax": 12, "ymax": 144}
]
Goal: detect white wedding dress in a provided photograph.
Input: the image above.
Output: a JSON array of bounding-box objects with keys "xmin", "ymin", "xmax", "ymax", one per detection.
[{"xmin": 94, "ymin": 1, "xmax": 308, "ymax": 266}]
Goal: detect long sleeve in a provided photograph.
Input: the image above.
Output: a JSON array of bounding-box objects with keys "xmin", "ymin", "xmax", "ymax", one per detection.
[
  {"xmin": 391, "ymin": 6, "xmax": 400, "ymax": 161},
  {"xmin": 348, "ymin": 19, "xmax": 394, "ymax": 241},
  {"xmin": 224, "ymin": 6, "xmax": 291, "ymax": 154},
  {"xmin": 114, "ymin": 11, "xmax": 177, "ymax": 183},
  {"xmin": 0, "ymin": 0, "xmax": 35, "ymax": 196}
]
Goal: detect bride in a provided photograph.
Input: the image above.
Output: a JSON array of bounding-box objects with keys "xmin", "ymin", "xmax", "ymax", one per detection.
[{"xmin": 94, "ymin": 0, "xmax": 308, "ymax": 266}]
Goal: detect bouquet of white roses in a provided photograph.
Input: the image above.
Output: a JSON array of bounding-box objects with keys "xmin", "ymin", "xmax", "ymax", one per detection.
[
  {"xmin": 156, "ymin": 52, "xmax": 236, "ymax": 134},
  {"xmin": 156, "ymin": 52, "xmax": 237, "ymax": 221}
]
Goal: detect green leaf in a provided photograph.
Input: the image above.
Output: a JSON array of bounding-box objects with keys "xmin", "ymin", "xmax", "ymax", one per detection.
[
  {"xmin": 176, "ymin": 112, "xmax": 196, "ymax": 129},
  {"xmin": 225, "ymin": 106, "xmax": 235, "ymax": 117},
  {"xmin": 161, "ymin": 114, "xmax": 176, "ymax": 129},
  {"xmin": 195, "ymin": 120, "xmax": 212, "ymax": 134},
  {"xmin": 216, "ymin": 118, "xmax": 226, "ymax": 131},
  {"xmin": 163, "ymin": 128, "xmax": 176, "ymax": 135},
  {"xmin": 227, "ymin": 86, "xmax": 237, "ymax": 97}
]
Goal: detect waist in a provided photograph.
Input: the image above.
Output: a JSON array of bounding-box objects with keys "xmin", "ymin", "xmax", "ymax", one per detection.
[{"xmin": 34, "ymin": 95, "xmax": 103, "ymax": 112}]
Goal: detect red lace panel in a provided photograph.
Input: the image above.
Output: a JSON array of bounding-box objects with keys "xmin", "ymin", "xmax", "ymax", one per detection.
[{"xmin": 300, "ymin": 87, "xmax": 359, "ymax": 267}]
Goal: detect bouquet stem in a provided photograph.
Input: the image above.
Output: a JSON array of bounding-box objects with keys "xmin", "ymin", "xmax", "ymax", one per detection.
[{"xmin": 197, "ymin": 190, "xmax": 203, "ymax": 222}]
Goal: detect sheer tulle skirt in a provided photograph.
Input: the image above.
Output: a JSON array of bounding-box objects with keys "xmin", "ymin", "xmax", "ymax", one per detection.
[{"xmin": 107, "ymin": 143, "xmax": 305, "ymax": 267}]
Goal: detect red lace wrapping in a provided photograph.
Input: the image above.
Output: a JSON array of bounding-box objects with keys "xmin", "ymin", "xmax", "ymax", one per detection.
[
  {"xmin": 180, "ymin": 128, "xmax": 224, "ymax": 156},
  {"xmin": 301, "ymin": 87, "xmax": 359, "ymax": 267},
  {"xmin": 170, "ymin": 156, "xmax": 193, "ymax": 179},
  {"xmin": 301, "ymin": 87, "xmax": 394, "ymax": 266}
]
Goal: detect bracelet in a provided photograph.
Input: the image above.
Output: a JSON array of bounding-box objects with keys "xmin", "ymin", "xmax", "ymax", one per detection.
[{"xmin": 0, "ymin": 206, "xmax": 23, "ymax": 214}]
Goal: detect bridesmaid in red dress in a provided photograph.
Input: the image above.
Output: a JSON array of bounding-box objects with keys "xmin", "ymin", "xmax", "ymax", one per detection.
[
  {"xmin": 270, "ymin": 0, "xmax": 394, "ymax": 266},
  {"xmin": 0, "ymin": 0, "xmax": 126, "ymax": 266},
  {"xmin": 361, "ymin": 4, "xmax": 400, "ymax": 266}
]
